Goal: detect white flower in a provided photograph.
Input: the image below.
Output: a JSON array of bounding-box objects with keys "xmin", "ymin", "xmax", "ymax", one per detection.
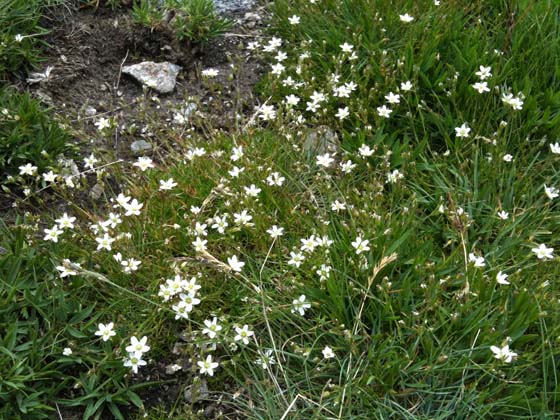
[
  {"xmin": 94, "ymin": 117, "xmax": 111, "ymax": 131},
  {"xmin": 14, "ymin": 34, "xmax": 24, "ymax": 42},
  {"xmin": 351, "ymin": 236, "xmax": 370, "ymax": 254},
  {"xmin": 19, "ymin": 163, "xmax": 38, "ymax": 176},
  {"xmin": 212, "ymin": 215, "xmax": 229, "ymax": 233},
  {"xmin": 285, "ymin": 94, "xmax": 300, "ymax": 106},
  {"xmin": 399, "ymin": 13, "xmax": 414, "ymax": 23},
  {"xmin": 490, "ymin": 344, "xmax": 517, "ymax": 363},
  {"xmin": 316, "ymin": 153, "xmax": 335, "ymax": 168},
  {"xmin": 133, "ymin": 157, "xmax": 154, "ymax": 172},
  {"xmin": 288, "ymin": 15, "xmax": 300, "ymax": 25},
  {"xmin": 288, "ymin": 251, "xmax": 305, "ymax": 267},
  {"xmin": 202, "ymin": 317, "xmax": 223, "ymax": 339},
  {"xmin": 230, "ymin": 146, "xmax": 244, "ymax": 161},
  {"xmin": 126, "ymin": 336, "xmax": 150, "ymax": 356},
  {"xmin": 56, "ymin": 213, "xmax": 76, "ymax": 230},
  {"xmin": 468, "ymin": 252, "xmax": 486, "ymax": 268},
  {"xmin": 291, "ymin": 295, "xmax": 311, "ymax": 316},
  {"xmin": 358, "ymin": 144, "xmax": 374, "ymax": 157},
  {"xmin": 550, "ymin": 142, "xmax": 560, "ymax": 154},
  {"xmin": 95, "ymin": 322, "xmax": 116, "ymax": 341},
  {"xmin": 385, "ymin": 92, "xmax": 400, "ymax": 104},
  {"xmin": 300, "ymin": 235, "xmax": 319, "ymax": 253},
  {"xmin": 228, "ymin": 255, "xmax": 245, "ymax": 272},
  {"xmin": 244, "ymin": 184, "xmax": 261, "ymax": 197},
  {"xmin": 322, "ymin": 346, "xmax": 335, "ymax": 359},
  {"xmin": 271, "ymin": 63, "xmax": 285, "ymax": 76},
  {"xmin": 83, "ymin": 153, "xmax": 98, "ymax": 170},
  {"xmin": 121, "ymin": 258, "xmax": 141, "ymax": 273},
  {"xmin": 258, "ymin": 104, "xmax": 276, "ymax": 121},
  {"xmin": 123, "ymin": 198, "xmax": 143, "ymax": 216},
  {"xmin": 124, "ymin": 353, "xmax": 147, "ymax": 374},
  {"xmin": 544, "ymin": 185, "xmax": 559, "ymax": 200},
  {"xmin": 377, "ymin": 105, "xmax": 392, "ymax": 118},
  {"xmin": 62, "ymin": 347, "xmax": 73, "ymax": 356},
  {"xmin": 42, "ymin": 171, "xmax": 58, "ymax": 183},
  {"xmin": 96, "ymin": 233, "xmax": 115, "ymax": 251},
  {"xmin": 340, "ymin": 160, "xmax": 356, "ymax": 173},
  {"xmin": 192, "ymin": 237, "xmax": 207, "ymax": 253},
  {"xmin": 531, "ymin": 244, "xmax": 554, "ymax": 260},
  {"xmin": 502, "ymin": 154, "xmax": 513, "ymax": 162},
  {"xmin": 496, "ymin": 271, "xmax": 510, "ymax": 285},
  {"xmin": 255, "ymin": 349, "xmax": 276, "ymax": 370},
  {"xmin": 472, "ymin": 81, "xmax": 490, "ymax": 93},
  {"xmin": 44, "ymin": 225, "xmax": 63, "ymax": 243},
  {"xmin": 475, "ymin": 66, "xmax": 492, "ymax": 80},
  {"xmin": 234, "ymin": 209, "xmax": 253, "ymax": 226},
  {"xmin": 331, "ymin": 200, "xmax": 346, "ymax": 211},
  {"xmin": 400, "ymin": 81, "xmax": 413, "ymax": 91},
  {"xmin": 159, "ymin": 178, "xmax": 177, "ymax": 191},
  {"xmin": 455, "ymin": 123, "xmax": 471, "ymax": 138},
  {"xmin": 228, "ymin": 166, "xmax": 244, "ymax": 178},
  {"xmin": 56, "ymin": 260, "xmax": 78, "ymax": 278},
  {"xmin": 201, "ymin": 68, "xmax": 219, "ymax": 77},
  {"xmin": 340, "ymin": 42, "xmax": 354, "ymax": 53},
  {"xmin": 266, "ymin": 225, "xmax": 284, "ymax": 238},
  {"xmin": 266, "ymin": 172, "xmax": 285, "ymax": 186},
  {"xmin": 234, "ymin": 325, "xmax": 254, "ymax": 344},
  {"xmin": 335, "ymin": 106, "xmax": 350, "ymax": 120},
  {"xmin": 386, "ymin": 169, "xmax": 404, "ymax": 184},
  {"xmin": 198, "ymin": 355, "xmax": 219, "ymax": 376},
  {"xmin": 497, "ymin": 210, "xmax": 509, "ymax": 220}
]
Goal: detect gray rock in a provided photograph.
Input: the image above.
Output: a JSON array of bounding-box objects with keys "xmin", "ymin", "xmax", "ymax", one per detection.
[
  {"xmin": 89, "ymin": 183, "xmax": 104, "ymax": 200},
  {"xmin": 213, "ymin": 0, "xmax": 257, "ymax": 13},
  {"xmin": 184, "ymin": 379, "xmax": 208, "ymax": 403},
  {"xmin": 122, "ymin": 62, "xmax": 181, "ymax": 94},
  {"xmin": 131, "ymin": 139, "xmax": 153, "ymax": 155},
  {"xmin": 303, "ymin": 126, "xmax": 340, "ymax": 157}
]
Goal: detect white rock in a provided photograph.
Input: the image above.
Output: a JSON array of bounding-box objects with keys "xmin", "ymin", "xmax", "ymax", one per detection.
[{"xmin": 122, "ymin": 62, "xmax": 181, "ymax": 94}]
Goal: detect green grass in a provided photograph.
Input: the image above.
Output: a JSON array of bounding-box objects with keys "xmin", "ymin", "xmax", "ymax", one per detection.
[{"xmin": 1, "ymin": 0, "xmax": 560, "ymax": 419}]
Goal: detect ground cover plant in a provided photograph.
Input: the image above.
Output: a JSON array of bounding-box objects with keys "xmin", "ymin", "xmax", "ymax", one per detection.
[{"xmin": 1, "ymin": 0, "xmax": 560, "ymax": 419}]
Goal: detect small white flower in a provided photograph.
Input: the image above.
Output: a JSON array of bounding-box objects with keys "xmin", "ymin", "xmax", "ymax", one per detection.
[
  {"xmin": 202, "ymin": 317, "xmax": 223, "ymax": 339},
  {"xmin": 62, "ymin": 347, "xmax": 73, "ymax": 356},
  {"xmin": 19, "ymin": 163, "xmax": 38, "ymax": 176},
  {"xmin": 44, "ymin": 225, "xmax": 63, "ymax": 243},
  {"xmin": 503, "ymin": 154, "xmax": 513, "ymax": 162},
  {"xmin": 201, "ymin": 68, "xmax": 219, "ymax": 78},
  {"xmin": 124, "ymin": 353, "xmax": 147, "ymax": 374},
  {"xmin": 377, "ymin": 105, "xmax": 392, "ymax": 118},
  {"xmin": 159, "ymin": 178, "xmax": 177, "ymax": 191},
  {"xmin": 266, "ymin": 225, "xmax": 284, "ymax": 238},
  {"xmin": 95, "ymin": 322, "xmax": 117, "ymax": 341},
  {"xmin": 133, "ymin": 157, "xmax": 154, "ymax": 172},
  {"xmin": 490, "ymin": 344, "xmax": 517, "ymax": 363},
  {"xmin": 399, "ymin": 13, "xmax": 414, "ymax": 23},
  {"xmin": 455, "ymin": 123, "xmax": 471, "ymax": 138},
  {"xmin": 228, "ymin": 255, "xmax": 245, "ymax": 272},
  {"xmin": 497, "ymin": 210, "xmax": 509, "ymax": 220},
  {"xmin": 198, "ymin": 355, "xmax": 219, "ymax": 376},
  {"xmin": 234, "ymin": 325, "xmax": 254, "ymax": 345},
  {"xmin": 496, "ymin": 271, "xmax": 510, "ymax": 285},
  {"xmin": 468, "ymin": 252, "xmax": 486, "ymax": 268},
  {"xmin": 288, "ymin": 15, "xmax": 300, "ymax": 25},
  {"xmin": 385, "ymin": 92, "xmax": 400, "ymax": 104},
  {"xmin": 244, "ymin": 184, "xmax": 261, "ymax": 197},
  {"xmin": 96, "ymin": 233, "xmax": 115, "ymax": 251},
  {"xmin": 94, "ymin": 117, "xmax": 111, "ymax": 131},
  {"xmin": 291, "ymin": 294, "xmax": 311, "ymax": 316},
  {"xmin": 549, "ymin": 142, "xmax": 560, "ymax": 154},
  {"xmin": 287, "ymin": 251, "xmax": 305, "ymax": 267},
  {"xmin": 340, "ymin": 42, "xmax": 354, "ymax": 53},
  {"xmin": 544, "ymin": 185, "xmax": 559, "ymax": 200},
  {"xmin": 126, "ymin": 336, "xmax": 150, "ymax": 355},
  {"xmin": 316, "ymin": 153, "xmax": 335, "ymax": 168},
  {"xmin": 56, "ymin": 213, "xmax": 76, "ymax": 230},
  {"xmin": 531, "ymin": 244, "xmax": 554, "ymax": 260},
  {"xmin": 351, "ymin": 236, "xmax": 370, "ymax": 255},
  {"xmin": 322, "ymin": 346, "xmax": 335, "ymax": 359},
  {"xmin": 192, "ymin": 237, "xmax": 207, "ymax": 253},
  {"xmin": 475, "ymin": 66, "xmax": 492, "ymax": 80},
  {"xmin": 472, "ymin": 81, "xmax": 490, "ymax": 93},
  {"xmin": 42, "ymin": 171, "xmax": 58, "ymax": 183},
  {"xmin": 335, "ymin": 106, "xmax": 350, "ymax": 120},
  {"xmin": 358, "ymin": 144, "xmax": 374, "ymax": 157},
  {"xmin": 123, "ymin": 198, "xmax": 143, "ymax": 216},
  {"xmin": 331, "ymin": 200, "xmax": 346, "ymax": 212},
  {"xmin": 400, "ymin": 81, "xmax": 413, "ymax": 91}
]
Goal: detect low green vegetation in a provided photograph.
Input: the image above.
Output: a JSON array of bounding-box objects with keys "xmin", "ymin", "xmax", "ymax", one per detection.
[
  {"xmin": 131, "ymin": 0, "xmax": 232, "ymax": 45},
  {"xmin": 2, "ymin": 0, "xmax": 560, "ymax": 419}
]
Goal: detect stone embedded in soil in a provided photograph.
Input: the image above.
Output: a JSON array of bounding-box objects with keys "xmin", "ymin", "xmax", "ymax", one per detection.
[
  {"xmin": 122, "ymin": 62, "xmax": 181, "ymax": 94},
  {"xmin": 213, "ymin": 0, "xmax": 257, "ymax": 13},
  {"xmin": 303, "ymin": 125, "xmax": 340, "ymax": 157},
  {"xmin": 131, "ymin": 139, "xmax": 153, "ymax": 155}
]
